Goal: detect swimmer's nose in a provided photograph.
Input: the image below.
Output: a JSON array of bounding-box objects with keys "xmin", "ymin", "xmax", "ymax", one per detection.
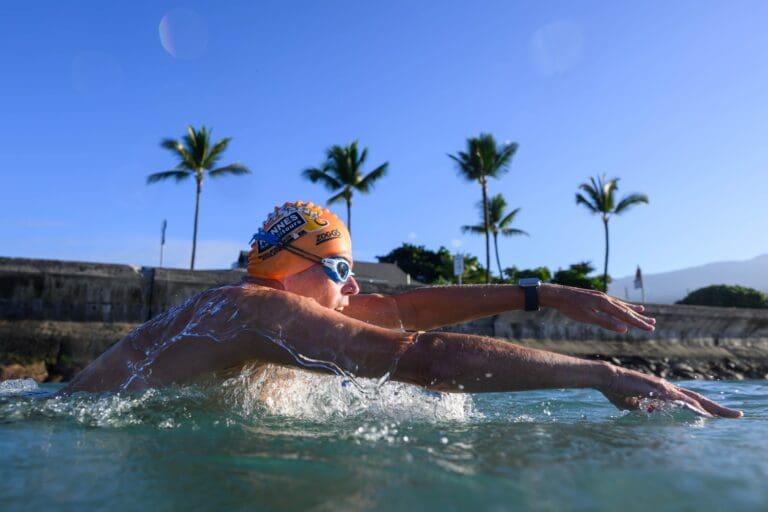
[{"xmin": 342, "ymin": 276, "xmax": 360, "ymax": 296}]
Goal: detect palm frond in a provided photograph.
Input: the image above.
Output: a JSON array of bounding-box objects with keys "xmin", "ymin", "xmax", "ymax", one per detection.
[
  {"xmin": 495, "ymin": 141, "xmax": 519, "ymax": 169},
  {"xmin": 209, "ymin": 163, "xmax": 251, "ymax": 178},
  {"xmin": 448, "ymin": 149, "xmax": 481, "ymax": 182},
  {"xmin": 302, "ymin": 167, "xmax": 342, "ymax": 191},
  {"xmin": 356, "ymin": 144, "xmax": 367, "ymax": 166},
  {"xmin": 614, "ymin": 193, "xmax": 649, "ymax": 214},
  {"xmin": 327, "ymin": 189, "xmax": 350, "ymax": 204},
  {"xmin": 324, "ymin": 145, "xmax": 354, "ymax": 184},
  {"xmin": 601, "ymin": 176, "xmax": 619, "ymax": 211},
  {"xmin": 356, "ymin": 162, "xmax": 388, "ymax": 193},
  {"xmin": 160, "ymin": 138, "xmax": 193, "ymax": 168},
  {"xmin": 499, "ymin": 227, "xmax": 528, "ymax": 237},
  {"xmin": 578, "ymin": 176, "xmax": 606, "ymax": 208},
  {"xmin": 147, "ymin": 169, "xmax": 192, "ymax": 184},
  {"xmin": 486, "ymin": 194, "xmax": 508, "ymax": 224},
  {"xmin": 205, "ymin": 137, "xmax": 232, "ymax": 169},
  {"xmin": 160, "ymin": 138, "xmax": 182, "ymax": 151},
  {"xmin": 497, "ymin": 207, "xmax": 521, "ymax": 229},
  {"xmin": 461, "ymin": 224, "xmax": 486, "ymax": 234},
  {"xmin": 575, "ymin": 192, "xmax": 600, "ymax": 213}
]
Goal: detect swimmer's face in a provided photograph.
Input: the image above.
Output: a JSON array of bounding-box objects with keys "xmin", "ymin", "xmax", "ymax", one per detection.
[{"xmin": 281, "ymin": 252, "xmax": 359, "ymax": 311}]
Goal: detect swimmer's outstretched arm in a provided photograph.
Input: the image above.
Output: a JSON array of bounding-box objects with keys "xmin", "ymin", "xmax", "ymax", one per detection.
[
  {"xmin": 345, "ymin": 283, "xmax": 655, "ymax": 333},
  {"xmin": 393, "ymin": 330, "xmax": 741, "ymax": 418}
]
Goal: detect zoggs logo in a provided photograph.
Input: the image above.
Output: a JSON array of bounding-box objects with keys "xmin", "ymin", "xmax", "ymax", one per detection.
[{"xmin": 316, "ymin": 229, "xmax": 342, "ymax": 245}]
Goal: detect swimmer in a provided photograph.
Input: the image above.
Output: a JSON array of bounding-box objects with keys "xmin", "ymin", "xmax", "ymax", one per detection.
[{"xmin": 62, "ymin": 201, "xmax": 742, "ymax": 418}]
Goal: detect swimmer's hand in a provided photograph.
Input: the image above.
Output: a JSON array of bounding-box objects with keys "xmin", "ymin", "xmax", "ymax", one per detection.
[
  {"xmin": 541, "ymin": 284, "xmax": 656, "ymax": 333},
  {"xmin": 597, "ymin": 365, "xmax": 743, "ymax": 418}
]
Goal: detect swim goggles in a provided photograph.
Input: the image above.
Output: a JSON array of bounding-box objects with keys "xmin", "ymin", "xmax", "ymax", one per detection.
[{"xmin": 249, "ymin": 230, "xmax": 355, "ymax": 284}]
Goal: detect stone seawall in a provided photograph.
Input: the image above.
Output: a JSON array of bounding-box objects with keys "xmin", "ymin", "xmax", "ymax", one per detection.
[
  {"xmin": 2, "ymin": 256, "xmax": 768, "ymax": 382},
  {"xmin": 439, "ymin": 305, "xmax": 768, "ymax": 380}
]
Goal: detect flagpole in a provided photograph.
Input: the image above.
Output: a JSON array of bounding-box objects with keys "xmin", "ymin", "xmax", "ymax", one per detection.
[
  {"xmin": 634, "ymin": 265, "xmax": 645, "ymax": 304},
  {"xmin": 160, "ymin": 220, "xmax": 167, "ymax": 268}
]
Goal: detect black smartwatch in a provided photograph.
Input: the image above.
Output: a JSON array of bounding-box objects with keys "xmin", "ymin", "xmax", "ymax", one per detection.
[{"xmin": 518, "ymin": 278, "xmax": 542, "ymax": 311}]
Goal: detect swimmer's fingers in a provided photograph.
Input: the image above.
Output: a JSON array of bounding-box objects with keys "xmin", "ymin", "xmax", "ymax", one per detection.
[
  {"xmin": 676, "ymin": 387, "xmax": 743, "ymax": 418},
  {"xmin": 596, "ymin": 298, "xmax": 656, "ymax": 332},
  {"xmin": 550, "ymin": 287, "xmax": 655, "ymax": 333},
  {"xmin": 591, "ymin": 307, "xmax": 655, "ymax": 334}
]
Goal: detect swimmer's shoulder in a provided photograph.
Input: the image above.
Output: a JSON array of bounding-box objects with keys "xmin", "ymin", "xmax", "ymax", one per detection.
[{"xmin": 217, "ymin": 278, "xmax": 304, "ymax": 309}]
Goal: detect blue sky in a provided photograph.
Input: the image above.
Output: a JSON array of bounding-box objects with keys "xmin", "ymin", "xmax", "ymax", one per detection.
[{"xmin": 1, "ymin": 1, "xmax": 767, "ymax": 279}]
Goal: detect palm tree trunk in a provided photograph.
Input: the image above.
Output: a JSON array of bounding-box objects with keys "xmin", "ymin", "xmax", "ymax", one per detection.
[
  {"xmin": 602, "ymin": 216, "xmax": 609, "ymax": 293},
  {"xmin": 493, "ymin": 232, "xmax": 503, "ymax": 281},
  {"xmin": 481, "ymin": 180, "xmax": 490, "ymax": 284},
  {"xmin": 346, "ymin": 196, "xmax": 352, "ymax": 234},
  {"xmin": 191, "ymin": 177, "xmax": 202, "ymax": 270}
]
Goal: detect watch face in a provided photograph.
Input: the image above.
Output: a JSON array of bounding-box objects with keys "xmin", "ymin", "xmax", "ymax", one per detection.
[{"xmin": 519, "ymin": 278, "xmax": 542, "ymax": 287}]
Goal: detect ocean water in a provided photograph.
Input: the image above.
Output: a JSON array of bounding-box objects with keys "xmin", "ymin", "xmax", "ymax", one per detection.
[{"xmin": 0, "ymin": 371, "xmax": 765, "ymax": 512}]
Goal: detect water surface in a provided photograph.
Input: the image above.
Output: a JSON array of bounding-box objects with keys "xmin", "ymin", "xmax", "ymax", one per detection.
[{"xmin": 0, "ymin": 374, "xmax": 764, "ymax": 511}]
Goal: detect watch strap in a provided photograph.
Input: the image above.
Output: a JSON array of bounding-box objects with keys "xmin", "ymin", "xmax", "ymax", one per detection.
[
  {"xmin": 522, "ymin": 285, "xmax": 540, "ymax": 311},
  {"xmin": 518, "ymin": 278, "xmax": 541, "ymax": 312}
]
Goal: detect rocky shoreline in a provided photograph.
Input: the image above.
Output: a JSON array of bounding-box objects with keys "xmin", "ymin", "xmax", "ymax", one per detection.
[{"xmin": 589, "ymin": 354, "xmax": 768, "ymax": 381}]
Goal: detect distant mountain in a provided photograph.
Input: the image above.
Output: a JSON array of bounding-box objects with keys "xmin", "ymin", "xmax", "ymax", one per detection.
[{"xmin": 607, "ymin": 254, "xmax": 768, "ymax": 304}]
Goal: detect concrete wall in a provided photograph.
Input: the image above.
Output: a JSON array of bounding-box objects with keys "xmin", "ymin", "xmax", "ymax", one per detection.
[
  {"xmin": 2, "ymin": 256, "xmax": 768, "ymax": 382},
  {"xmin": 487, "ymin": 303, "xmax": 768, "ymax": 344}
]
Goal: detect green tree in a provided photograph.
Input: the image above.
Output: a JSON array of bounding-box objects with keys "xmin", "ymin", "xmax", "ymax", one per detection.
[
  {"xmin": 377, "ymin": 243, "xmax": 450, "ymax": 283},
  {"xmin": 677, "ymin": 285, "xmax": 768, "ymax": 308},
  {"xmin": 376, "ymin": 243, "xmax": 488, "ymax": 284},
  {"xmin": 147, "ymin": 125, "xmax": 251, "ymax": 270},
  {"xmin": 575, "ymin": 175, "xmax": 648, "ymax": 292},
  {"xmin": 504, "ymin": 266, "xmax": 552, "ymax": 283},
  {"xmin": 449, "ymin": 134, "xmax": 519, "ymax": 283},
  {"xmin": 551, "ymin": 261, "xmax": 606, "ymax": 291},
  {"xmin": 462, "ymin": 194, "xmax": 528, "ymax": 281},
  {"xmin": 302, "ymin": 141, "xmax": 388, "ymax": 234}
]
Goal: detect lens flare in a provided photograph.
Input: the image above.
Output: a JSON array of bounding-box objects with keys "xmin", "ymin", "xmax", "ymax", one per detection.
[
  {"xmin": 531, "ymin": 20, "xmax": 583, "ymax": 76},
  {"xmin": 158, "ymin": 8, "xmax": 208, "ymax": 60}
]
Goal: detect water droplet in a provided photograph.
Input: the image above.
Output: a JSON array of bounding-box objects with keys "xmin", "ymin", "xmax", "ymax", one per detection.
[{"xmin": 440, "ymin": 436, "xmax": 449, "ymax": 444}]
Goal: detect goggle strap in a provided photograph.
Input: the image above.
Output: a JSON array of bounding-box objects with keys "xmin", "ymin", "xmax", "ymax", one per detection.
[{"xmin": 250, "ymin": 229, "xmax": 323, "ymax": 263}]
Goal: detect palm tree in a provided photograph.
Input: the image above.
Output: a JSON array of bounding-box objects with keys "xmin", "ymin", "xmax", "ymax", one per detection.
[
  {"xmin": 302, "ymin": 141, "xmax": 388, "ymax": 234},
  {"xmin": 575, "ymin": 175, "xmax": 649, "ymax": 292},
  {"xmin": 147, "ymin": 125, "xmax": 251, "ymax": 270},
  {"xmin": 449, "ymin": 134, "xmax": 519, "ymax": 283},
  {"xmin": 462, "ymin": 194, "xmax": 528, "ymax": 281}
]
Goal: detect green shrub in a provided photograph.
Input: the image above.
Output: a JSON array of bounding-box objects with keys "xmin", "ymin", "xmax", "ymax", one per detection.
[
  {"xmin": 504, "ymin": 266, "xmax": 552, "ymax": 283},
  {"xmin": 676, "ymin": 284, "xmax": 768, "ymax": 308},
  {"xmin": 550, "ymin": 261, "xmax": 608, "ymax": 291}
]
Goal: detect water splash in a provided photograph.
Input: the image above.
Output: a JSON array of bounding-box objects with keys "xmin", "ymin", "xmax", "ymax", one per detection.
[
  {"xmin": 0, "ymin": 378, "xmax": 38, "ymax": 396},
  {"xmin": 220, "ymin": 364, "xmax": 474, "ymax": 423}
]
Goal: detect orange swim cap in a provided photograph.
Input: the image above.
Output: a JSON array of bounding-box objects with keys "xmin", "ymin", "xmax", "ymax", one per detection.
[{"xmin": 247, "ymin": 201, "xmax": 351, "ymax": 280}]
